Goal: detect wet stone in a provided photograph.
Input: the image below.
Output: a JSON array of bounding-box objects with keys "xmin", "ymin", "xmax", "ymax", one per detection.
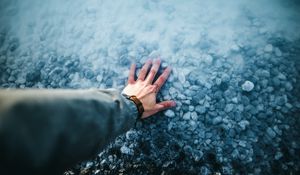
[
  {"xmin": 191, "ymin": 111, "xmax": 198, "ymax": 120},
  {"xmin": 225, "ymin": 103, "xmax": 234, "ymax": 113},
  {"xmin": 238, "ymin": 120, "xmax": 250, "ymax": 130},
  {"xmin": 275, "ymin": 152, "xmax": 283, "ymax": 160},
  {"xmin": 266, "ymin": 127, "xmax": 276, "ymax": 138},
  {"xmin": 212, "ymin": 116, "xmax": 222, "ymax": 125},
  {"xmin": 120, "ymin": 145, "xmax": 134, "ymax": 155},
  {"xmin": 264, "ymin": 44, "xmax": 273, "ymax": 52},
  {"xmin": 183, "ymin": 112, "xmax": 191, "ymax": 120},
  {"xmin": 165, "ymin": 109, "xmax": 175, "ymax": 117},
  {"xmin": 242, "ymin": 80, "xmax": 254, "ymax": 92},
  {"xmin": 195, "ymin": 105, "xmax": 207, "ymax": 114}
]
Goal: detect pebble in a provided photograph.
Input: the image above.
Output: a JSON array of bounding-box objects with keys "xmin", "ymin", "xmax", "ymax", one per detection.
[
  {"xmin": 266, "ymin": 127, "xmax": 276, "ymax": 138},
  {"xmin": 165, "ymin": 110, "xmax": 175, "ymax": 117},
  {"xmin": 225, "ymin": 103, "xmax": 234, "ymax": 113},
  {"xmin": 241, "ymin": 81, "xmax": 254, "ymax": 92},
  {"xmin": 264, "ymin": 44, "xmax": 273, "ymax": 52},
  {"xmin": 238, "ymin": 120, "xmax": 250, "ymax": 130},
  {"xmin": 96, "ymin": 75, "xmax": 103, "ymax": 82},
  {"xmin": 183, "ymin": 112, "xmax": 191, "ymax": 120},
  {"xmin": 212, "ymin": 116, "xmax": 222, "ymax": 125},
  {"xmin": 178, "ymin": 71, "xmax": 186, "ymax": 83},
  {"xmin": 275, "ymin": 152, "xmax": 283, "ymax": 160},
  {"xmin": 120, "ymin": 145, "xmax": 134, "ymax": 155},
  {"xmin": 195, "ymin": 105, "xmax": 207, "ymax": 114},
  {"xmin": 274, "ymin": 48, "xmax": 282, "ymax": 57},
  {"xmin": 125, "ymin": 130, "xmax": 138, "ymax": 140}
]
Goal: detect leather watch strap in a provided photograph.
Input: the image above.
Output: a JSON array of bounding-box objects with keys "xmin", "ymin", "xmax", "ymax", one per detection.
[{"xmin": 123, "ymin": 94, "xmax": 144, "ymax": 119}]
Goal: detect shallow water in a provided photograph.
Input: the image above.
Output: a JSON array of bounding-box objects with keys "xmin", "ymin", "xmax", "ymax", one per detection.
[{"xmin": 1, "ymin": 0, "xmax": 300, "ymax": 174}]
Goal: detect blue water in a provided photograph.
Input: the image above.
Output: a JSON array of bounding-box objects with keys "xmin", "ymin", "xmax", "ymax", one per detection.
[{"xmin": 1, "ymin": 0, "xmax": 300, "ymax": 174}]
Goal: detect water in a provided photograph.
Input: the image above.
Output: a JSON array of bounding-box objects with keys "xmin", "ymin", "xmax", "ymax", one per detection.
[{"xmin": 1, "ymin": 0, "xmax": 300, "ymax": 174}]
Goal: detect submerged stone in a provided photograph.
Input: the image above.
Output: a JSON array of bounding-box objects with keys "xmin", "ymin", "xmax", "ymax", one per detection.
[{"xmin": 242, "ymin": 81, "xmax": 254, "ymax": 92}]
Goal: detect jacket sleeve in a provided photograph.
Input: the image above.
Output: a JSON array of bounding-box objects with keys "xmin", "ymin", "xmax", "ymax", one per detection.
[{"xmin": 0, "ymin": 88, "xmax": 138, "ymax": 174}]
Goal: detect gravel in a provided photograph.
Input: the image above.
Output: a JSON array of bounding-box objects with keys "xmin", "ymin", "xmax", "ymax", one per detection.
[{"xmin": 1, "ymin": 0, "xmax": 300, "ymax": 175}]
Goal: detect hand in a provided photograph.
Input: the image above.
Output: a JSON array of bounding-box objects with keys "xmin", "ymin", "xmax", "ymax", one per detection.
[{"xmin": 122, "ymin": 59, "xmax": 176, "ymax": 119}]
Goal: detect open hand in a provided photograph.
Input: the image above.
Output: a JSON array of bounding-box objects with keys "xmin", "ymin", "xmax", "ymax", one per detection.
[{"xmin": 122, "ymin": 59, "xmax": 176, "ymax": 119}]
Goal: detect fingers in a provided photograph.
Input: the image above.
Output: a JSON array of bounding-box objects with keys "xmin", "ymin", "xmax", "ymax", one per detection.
[
  {"xmin": 155, "ymin": 100, "xmax": 176, "ymax": 111},
  {"xmin": 128, "ymin": 63, "xmax": 136, "ymax": 84},
  {"xmin": 137, "ymin": 59, "xmax": 152, "ymax": 81},
  {"xmin": 153, "ymin": 66, "xmax": 171, "ymax": 91},
  {"xmin": 145, "ymin": 59, "xmax": 161, "ymax": 84}
]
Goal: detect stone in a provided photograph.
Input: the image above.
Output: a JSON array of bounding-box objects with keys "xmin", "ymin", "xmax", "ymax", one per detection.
[
  {"xmin": 266, "ymin": 127, "xmax": 276, "ymax": 138},
  {"xmin": 189, "ymin": 121, "xmax": 197, "ymax": 131},
  {"xmin": 165, "ymin": 110, "xmax": 175, "ymax": 117},
  {"xmin": 206, "ymin": 132, "xmax": 213, "ymax": 138},
  {"xmin": 96, "ymin": 75, "xmax": 103, "ymax": 82},
  {"xmin": 264, "ymin": 44, "xmax": 273, "ymax": 52},
  {"xmin": 191, "ymin": 111, "xmax": 198, "ymax": 120},
  {"xmin": 215, "ymin": 78, "xmax": 222, "ymax": 85},
  {"xmin": 183, "ymin": 112, "xmax": 191, "ymax": 120},
  {"xmin": 189, "ymin": 105, "xmax": 195, "ymax": 111},
  {"xmin": 120, "ymin": 145, "xmax": 134, "ymax": 155},
  {"xmin": 212, "ymin": 116, "xmax": 222, "ymax": 125},
  {"xmin": 274, "ymin": 48, "xmax": 282, "ymax": 57},
  {"xmin": 125, "ymin": 130, "xmax": 138, "ymax": 140},
  {"xmin": 275, "ymin": 152, "xmax": 283, "ymax": 160},
  {"xmin": 241, "ymin": 81, "xmax": 254, "ymax": 92},
  {"xmin": 225, "ymin": 103, "xmax": 234, "ymax": 113},
  {"xmin": 238, "ymin": 120, "xmax": 250, "ymax": 130},
  {"xmin": 195, "ymin": 105, "xmax": 206, "ymax": 114},
  {"xmin": 238, "ymin": 140, "xmax": 247, "ymax": 147},
  {"xmin": 285, "ymin": 82, "xmax": 293, "ymax": 91},
  {"xmin": 178, "ymin": 71, "xmax": 186, "ymax": 83}
]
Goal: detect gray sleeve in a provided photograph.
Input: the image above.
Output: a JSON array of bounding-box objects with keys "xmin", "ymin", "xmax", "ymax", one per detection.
[{"xmin": 0, "ymin": 88, "xmax": 137, "ymax": 174}]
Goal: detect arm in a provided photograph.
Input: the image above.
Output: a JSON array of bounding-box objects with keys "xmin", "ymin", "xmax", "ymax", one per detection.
[
  {"xmin": 0, "ymin": 59, "xmax": 176, "ymax": 174},
  {"xmin": 0, "ymin": 88, "xmax": 137, "ymax": 174}
]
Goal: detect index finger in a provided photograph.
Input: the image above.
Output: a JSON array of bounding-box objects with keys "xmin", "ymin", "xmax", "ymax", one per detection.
[
  {"xmin": 153, "ymin": 66, "xmax": 171, "ymax": 91},
  {"xmin": 128, "ymin": 63, "xmax": 136, "ymax": 84}
]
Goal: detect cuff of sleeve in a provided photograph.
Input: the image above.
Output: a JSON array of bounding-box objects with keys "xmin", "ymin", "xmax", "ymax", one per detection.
[{"xmin": 121, "ymin": 94, "xmax": 139, "ymax": 120}]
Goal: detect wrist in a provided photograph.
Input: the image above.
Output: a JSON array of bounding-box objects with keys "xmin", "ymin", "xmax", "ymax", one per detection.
[{"xmin": 122, "ymin": 94, "xmax": 144, "ymax": 119}]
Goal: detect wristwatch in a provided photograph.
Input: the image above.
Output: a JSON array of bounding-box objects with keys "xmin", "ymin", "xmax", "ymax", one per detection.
[{"xmin": 123, "ymin": 94, "xmax": 144, "ymax": 119}]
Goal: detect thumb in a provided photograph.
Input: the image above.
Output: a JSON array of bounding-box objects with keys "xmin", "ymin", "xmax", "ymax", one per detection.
[{"xmin": 155, "ymin": 100, "xmax": 176, "ymax": 112}]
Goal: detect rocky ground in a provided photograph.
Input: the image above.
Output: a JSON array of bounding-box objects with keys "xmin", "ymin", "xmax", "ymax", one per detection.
[{"xmin": 1, "ymin": 0, "xmax": 300, "ymax": 174}]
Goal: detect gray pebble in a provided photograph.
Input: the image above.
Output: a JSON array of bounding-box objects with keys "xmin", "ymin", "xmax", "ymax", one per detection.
[
  {"xmin": 242, "ymin": 81, "xmax": 254, "ymax": 92},
  {"xmin": 212, "ymin": 116, "xmax": 222, "ymax": 125},
  {"xmin": 165, "ymin": 110, "xmax": 175, "ymax": 117}
]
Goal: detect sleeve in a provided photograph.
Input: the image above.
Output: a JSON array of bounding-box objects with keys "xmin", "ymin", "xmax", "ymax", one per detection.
[{"xmin": 0, "ymin": 88, "xmax": 138, "ymax": 174}]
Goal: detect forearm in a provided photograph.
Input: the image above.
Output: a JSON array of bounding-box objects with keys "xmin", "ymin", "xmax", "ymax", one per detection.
[{"xmin": 0, "ymin": 88, "xmax": 137, "ymax": 174}]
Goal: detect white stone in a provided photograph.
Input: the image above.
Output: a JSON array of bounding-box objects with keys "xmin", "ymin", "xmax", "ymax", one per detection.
[
  {"xmin": 264, "ymin": 44, "xmax": 273, "ymax": 52},
  {"xmin": 120, "ymin": 145, "xmax": 134, "ymax": 155},
  {"xmin": 183, "ymin": 112, "xmax": 191, "ymax": 120},
  {"xmin": 241, "ymin": 80, "xmax": 254, "ymax": 92},
  {"xmin": 275, "ymin": 48, "xmax": 282, "ymax": 57},
  {"xmin": 165, "ymin": 110, "xmax": 175, "ymax": 117},
  {"xmin": 96, "ymin": 75, "xmax": 103, "ymax": 82}
]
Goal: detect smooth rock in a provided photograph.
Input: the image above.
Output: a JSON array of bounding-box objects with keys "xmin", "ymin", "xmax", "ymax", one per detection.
[
  {"xmin": 212, "ymin": 116, "xmax": 222, "ymax": 125},
  {"xmin": 183, "ymin": 112, "xmax": 191, "ymax": 120},
  {"xmin": 264, "ymin": 44, "xmax": 273, "ymax": 52},
  {"xmin": 120, "ymin": 145, "xmax": 134, "ymax": 155},
  {"xmin": 242, "ymin": 81, "xmax": 254, "ymax": 92},
  {"xmin": 266, "ymin": 127, "xmax": 276, "ymax": 138},
  {"xmin": 165, "ymin": 110, "xmax": 175, "ymax": 117}
]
